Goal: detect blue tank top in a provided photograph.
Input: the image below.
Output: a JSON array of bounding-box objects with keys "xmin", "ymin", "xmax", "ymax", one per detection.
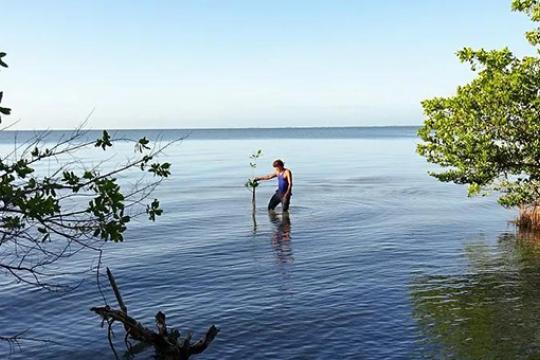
[{"xmin": 277, "ymin": 172, "xmax": 289, "ymax": 193}]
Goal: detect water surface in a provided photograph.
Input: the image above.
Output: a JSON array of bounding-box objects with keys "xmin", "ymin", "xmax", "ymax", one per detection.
[{"xmin": 1, "ymin": 127, "xmax": 533, "ymax": 359}]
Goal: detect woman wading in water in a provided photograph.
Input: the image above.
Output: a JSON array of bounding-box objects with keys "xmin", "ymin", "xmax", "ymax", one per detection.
[{"xmin": 254, "ymin": 159, "xmax": 293, "ymax": 212}]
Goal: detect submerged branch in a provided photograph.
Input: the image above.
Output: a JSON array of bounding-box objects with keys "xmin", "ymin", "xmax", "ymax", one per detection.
[{"xmin": 91, "ymin": 268, "xmax": 219, "ymax": 359}]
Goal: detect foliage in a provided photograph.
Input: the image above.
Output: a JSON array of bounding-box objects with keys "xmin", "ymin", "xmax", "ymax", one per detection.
[
  {"xmin": 512, "ymin": 0, "xmax": 540, "ymax": 45},
  {"xmin": 417, "ymin": 1, "xmax": 540, "ymax": 210},
  {"xmin": 0, "ymin": 52, "xmax": 172, "ymax": 289},
  {"xmin": 245, "ymin": 149, "xmax": 262, "ymax": 191},
  {"xmin": 0, "ymin": 53, "xmax": 11, "ymax": 121}
]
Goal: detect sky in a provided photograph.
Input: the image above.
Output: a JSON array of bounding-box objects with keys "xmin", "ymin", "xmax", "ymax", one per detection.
[{"xmin": 0, "ymin": 0, "xmax": 536, "ymax": 129}]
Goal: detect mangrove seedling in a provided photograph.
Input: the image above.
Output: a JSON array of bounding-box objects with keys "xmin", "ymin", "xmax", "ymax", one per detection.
[
  {"xmin": 245, "ymin": 149, "xmax": 262, "ymax": 208},
  {"xmin": 245, "ymin": 149, "xmax": 262, "ymax": 230}
]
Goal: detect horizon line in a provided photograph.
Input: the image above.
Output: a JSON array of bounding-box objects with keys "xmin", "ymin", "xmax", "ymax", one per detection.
[{"xmin": 3, "ymin": 125, "xmax": 421, "ymax": 132}]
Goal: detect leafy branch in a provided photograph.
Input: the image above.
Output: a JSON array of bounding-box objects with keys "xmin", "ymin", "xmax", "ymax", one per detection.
[{"xmin": 0, "ymin": 52, "xmax": 176, "ymax": 290}]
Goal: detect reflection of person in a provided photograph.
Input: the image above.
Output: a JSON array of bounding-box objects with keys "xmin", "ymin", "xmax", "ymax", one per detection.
[
  {"xmin": 269, "ymin": 211, "xmax": 293, "ymax": 264},
  {"xmin": 254, "ymin": 159, "xmax": 293, "ymax": 212},
  {"xmin": 270, "ymin": 211, "xmax": 291, "ymax": 241}
]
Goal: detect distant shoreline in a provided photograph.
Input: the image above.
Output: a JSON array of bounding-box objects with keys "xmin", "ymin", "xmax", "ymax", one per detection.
[
  {"xmin": 0, "ymin": 126, "xmax": 420, "ymax": 143},
  {"xmin": 1, "ymin": 125, "xmax": 420, "ymax": 133}
]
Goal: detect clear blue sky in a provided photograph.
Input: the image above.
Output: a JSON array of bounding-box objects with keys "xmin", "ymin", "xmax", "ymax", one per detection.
[{"xmin": 1, "ymin": 0, "xmax": 535, "ymax": 129}]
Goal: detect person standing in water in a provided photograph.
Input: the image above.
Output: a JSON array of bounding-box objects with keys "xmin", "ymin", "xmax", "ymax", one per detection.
[{"xmin": 254, "ymin": 159, "xmax": 293, "ymax": 212}]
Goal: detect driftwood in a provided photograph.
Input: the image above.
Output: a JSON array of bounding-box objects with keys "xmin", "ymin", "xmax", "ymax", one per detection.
[{"xmin": 91, "ymin": 268, "xmax": 219, "ymax": 360}]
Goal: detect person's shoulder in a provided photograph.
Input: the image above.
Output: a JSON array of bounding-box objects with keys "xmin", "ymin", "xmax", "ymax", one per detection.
[{"xmin": 285, "ymin": 168, "xmax": 292, "ymax": 175}]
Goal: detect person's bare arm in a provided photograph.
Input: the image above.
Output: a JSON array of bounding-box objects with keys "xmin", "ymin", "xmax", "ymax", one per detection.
[
  {"xmin": 284, "ymin": 170, "xmax": 293, "ymax": 196},
  {"xmin": 255, "ymin": 173, "xmax": 277, "ymax": 181}
]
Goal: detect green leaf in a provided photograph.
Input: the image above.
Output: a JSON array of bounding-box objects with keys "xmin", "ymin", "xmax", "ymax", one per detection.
[
  {"xmin": 0, "ymin": 52, "xmax": 7, "ymax": 68},
  {"xmin": 136, "ymin": 137, "xmax": 151, "ymax": 152},
  {"xmin": 467, "ymin": 183, "xmax": 481, "ymax": 197},
  {"xmin": 95, "ymin": 130, "xmax": 112, "ymax": 150}
]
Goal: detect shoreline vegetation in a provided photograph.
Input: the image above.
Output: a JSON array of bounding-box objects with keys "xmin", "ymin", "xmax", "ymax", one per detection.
[
  {"xmin": 417, "ymin": 0, "xmax": 540, "ymax": 232},
  {"xmin": 0, "ymin": 51, "xmax": 220, "ymax": 358}
]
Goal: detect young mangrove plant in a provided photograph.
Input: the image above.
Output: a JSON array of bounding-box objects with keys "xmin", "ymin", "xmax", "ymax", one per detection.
[
  {"xmin": 245, "ymin": 149, "xmax": 262, "ymax": 230},
  {"xmin": 245, "ymin": 149, "xmax": 262, "ymax": 210}
]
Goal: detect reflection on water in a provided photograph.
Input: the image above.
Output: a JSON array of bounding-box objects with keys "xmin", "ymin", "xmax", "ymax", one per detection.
[
  {"xmin": 269, "ymin": 211, "xmax": 294, "ymax": 265},
  {"xmin": 410, "ymin": 231, "xmax": 540, "ymax": 359}
]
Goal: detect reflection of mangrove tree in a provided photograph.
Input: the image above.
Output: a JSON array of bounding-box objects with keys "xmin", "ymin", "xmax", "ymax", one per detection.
[{"xmin": 411, "ymin": 232, "xmax": 540, "ymax": 359}]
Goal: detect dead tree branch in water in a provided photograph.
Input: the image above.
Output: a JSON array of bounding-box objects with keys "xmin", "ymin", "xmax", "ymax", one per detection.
[{"xmin": 91, "ymin": 268, "xmax": 219, "ymax": 360}]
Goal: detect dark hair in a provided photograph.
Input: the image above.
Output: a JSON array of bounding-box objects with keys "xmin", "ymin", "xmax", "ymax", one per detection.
[{"xmin": 272, "ymin": 159, "xmax": 284, "ymax": 168}]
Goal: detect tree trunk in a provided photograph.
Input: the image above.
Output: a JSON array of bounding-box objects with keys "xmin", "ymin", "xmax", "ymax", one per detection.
[{"xmin": 517, "ymin": 204, "xmax": 540, "ymax": 231}]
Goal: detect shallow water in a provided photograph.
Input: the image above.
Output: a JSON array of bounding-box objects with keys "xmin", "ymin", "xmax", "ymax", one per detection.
[{"xmin": 1, "ymin": 127, "xmax": 536, "ymax": 359}]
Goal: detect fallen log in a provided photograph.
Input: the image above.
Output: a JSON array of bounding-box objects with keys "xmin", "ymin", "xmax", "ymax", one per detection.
[{"xmin": 91, "ymin": 268, "xmax": 219, "ymax": 360}]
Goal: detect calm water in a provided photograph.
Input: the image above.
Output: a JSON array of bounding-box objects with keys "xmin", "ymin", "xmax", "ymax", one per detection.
[{"xmin": 2, "ymin": 127, "xmax": 538, "ymax": 359}]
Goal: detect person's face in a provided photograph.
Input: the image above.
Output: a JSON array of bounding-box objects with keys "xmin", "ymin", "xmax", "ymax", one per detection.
[{"xmin": 274, "ymin": 165, "xmax": 284, "ymax": 172}]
